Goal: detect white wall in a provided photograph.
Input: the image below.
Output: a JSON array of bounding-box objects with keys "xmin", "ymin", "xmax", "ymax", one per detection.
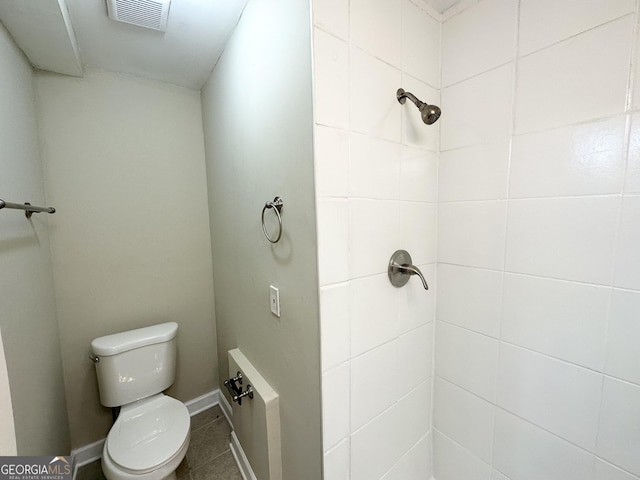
[
  {"xmin": 0, "ymin": 22, "xmax": 70, "ymax": 455},
  {"xmin": 35, "ymin": 68, "xmax": 217, "ymax": 450},
  {"xmin": 201, "ymin": 0, "xmax": 323, "ymax": 478},
  {"xmin": 435, "ymin": 1, "xmax": 640, "ymax": 479},
  {"xmin": 312, "ymin": 0, "xmax": 440, "ymax": 477}
]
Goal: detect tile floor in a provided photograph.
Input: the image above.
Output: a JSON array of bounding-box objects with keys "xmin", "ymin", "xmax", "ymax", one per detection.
[{"xmin": 75, "ymin": 405, "xmax": 242, "ymax": 480}]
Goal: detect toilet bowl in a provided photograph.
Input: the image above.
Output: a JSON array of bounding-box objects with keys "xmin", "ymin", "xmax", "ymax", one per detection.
[
  {"xmin": 91, "ymin": 323, "xmax": 190, "ymax": 480},
  {"xmin": 101, "ymin": 394, "xmax": 190, "ymax": 480}
]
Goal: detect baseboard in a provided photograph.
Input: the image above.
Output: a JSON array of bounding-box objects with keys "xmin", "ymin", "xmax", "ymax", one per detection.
[
  {"xmin": 230, "ymin": 430, "xmax": 257, "ymax": 480},
  {"xmin": 185, "ymin": 388, "xmax": 220, "ymax": 416},
  {"xmin": 219, "ymin": 389, "xmax": 233, "ymax": 428},
  {"xmin": 71, "ymin": 388, "xmax": 221, "ymax": 479},
  {"xmin": 71, "ymin": 438, "xmax": 104, "ymax": 479}
]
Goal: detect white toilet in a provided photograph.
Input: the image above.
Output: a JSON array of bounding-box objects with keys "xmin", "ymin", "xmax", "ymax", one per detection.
[{"xmin": 91, "ymin": 322, "xmax": 190, "ymax": 480}]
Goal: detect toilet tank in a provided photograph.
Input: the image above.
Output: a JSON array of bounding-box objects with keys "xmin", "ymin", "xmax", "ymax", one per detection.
[{"xmin": 91, "ymin": 322, "xmax": 178, "ymax": 407}]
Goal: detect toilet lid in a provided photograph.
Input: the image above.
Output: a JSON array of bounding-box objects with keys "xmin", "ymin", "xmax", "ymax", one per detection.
[{"xmin": 107, "ymin": 395, "xmax": 190, "ymax": 473}]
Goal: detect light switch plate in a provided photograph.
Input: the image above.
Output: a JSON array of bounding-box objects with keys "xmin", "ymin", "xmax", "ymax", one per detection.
[{"xmin": 269, "ymin": 285, "xmax": 280, "ymax": 317}]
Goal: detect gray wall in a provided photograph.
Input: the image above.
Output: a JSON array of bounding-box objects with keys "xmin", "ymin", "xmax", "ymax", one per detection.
[
  {"xmin": 35, "ymin": 68, "xmax": 217, "ymax": 450},
  {"xmin": 0, "ymin": 22, "xmax": 70, "ymax": 455},
  {"xmin": 200, "ymin": 0, "xmax": 322, "ymax": 477}
]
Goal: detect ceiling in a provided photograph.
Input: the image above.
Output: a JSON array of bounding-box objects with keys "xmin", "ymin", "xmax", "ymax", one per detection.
[
  {"xmin": 0, "ymin": 0, "xmax": 248, "ymax": 90},
  {"xmin": 0, "ymin": 0, "xmax": 462, "ymax": 91}
]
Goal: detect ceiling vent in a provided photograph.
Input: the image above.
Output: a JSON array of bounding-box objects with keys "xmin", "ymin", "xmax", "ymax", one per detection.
[{"xmin": 106, "ymin": 0, "xmax": 171, "ymax": 32}]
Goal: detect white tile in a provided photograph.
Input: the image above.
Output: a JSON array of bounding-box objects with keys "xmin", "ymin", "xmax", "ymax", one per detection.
[
  {"xmin": 435, "ymin": 321, "xmax": 500, "ymax": 402},
  {"xmin": 426, "ymin": 433, "xmax": 433, "ymax": 478},
  {"xmin": 439, "ymin": 141, "xmax": 510, "ymax": 201},
  {"xmin": 510, "ymin": 117, "xmax": 626, "ymax": 198},
  {"xmin": 349, "ymin": 199, "xmax": 399, "ymax": 278},
  {"xmin": 519, "ymin": 0, "xmax": 634, "ymax": 56},
  {"xmin": 441, "ymin": 64, "xmax": 513, "ymax": 150},
  {"xmin": 381, "ymin": 433, "xmax": 432, "ymax": 480},
  {"xmin": 397, "ymin": 323, "xmax": 433, "ymax": 394},
  {"xmin": 597, "ymin": 378, "xmax": 640, "ymax": 476},
  {"xmin": 438, "ymin": 200, "xmax": 507, "ymax": 270},
  {"xmin": 398, "ymin": 263, "xmax": 436, "ymax": 334},
  {"xmin": 400, "ymin": 146, "xmax": 438, "ymax": 203},
  {"xmin": 492, "ymin": 472, "xmax": 511, "ymax": 480},
  {"xmin": 324, "ymin": 439, "xmax": 350, "ymax": 479},
  {"xmin": 350, "ymin": 47, "xmax": 402, "ymax": 142},
  {"xmin": 400, "ymin": 75, "xmax": 440, "ymax": 151},
  {"xmin": 351, "ymin": 341, "xmax": 398, "ymax": 431},
  {"xmin": 493, "ymin": 410, "xmax": 596, "ymax": 480},
  {"xmin": 439, "ymin": 0, "xmax": 476, "ymax": 19},
  {"xmin": 349, "ymin": 133, "xmax": 400, "ymax": 200},
  {"xmin": 395, "ymin": 381, "xmax": 432, "ymax": 455},
  {"xmin": 496, "ymin": 344, "xmax": 603, "ymax": 451},
  {"xmin": 634, "ymin": 29, "xmax": 640, "ymax": 111},
  {"xmin": 313, "ymin": 0, "xmax": 349, "ymax": 40},
  {"xmin": 515, "ymin": 16, "xmax": 633, "ymax": 134},
  {"xmin": 320, "ymin": 283, "xmax": 350, "ymax": 372},
  {"xmin": 350, "ymin": 0, "xmax": 402, "ymax": 68},
  {"xmin": 441, "ymin": 0, "xmax": 517, "ymax": 86},
  {"xmin": 316, "ymin": 198, "xmax": 349, "ymax": 286},
  {"xmin": 434, "ymin": 377, "xmax": 495, "ymax": 463},
  {"xmin": 505, "ymin": 197, "xmax": 619, "ymax": 285},
  {"xmin": 317, "ymin": 198, "xmax": 349, "ymax": 286},
  {"xmin": 314, "ymin": 28, "xmax": 349, "ymax": 129},
  {"xmin": 350, "ymin": 273, "xmax": 398, "ymax": 357},
  {"xmin": 614, "ymin": 196, "xmax": 640, "ymax": 290},
  {"xmin": 433, "ymin": 430, "xmax": 492, "ymax": 480},
  {"xmin": 605, "ymin": 289, "xmax": 640, "ymax": 386},
  {"xmin": 626, "ymin": 114, "xmax": 640, "ymax": 194},
  {"xmin": 595, "ymin": 458, "xmax": 640, "ymax": 480},
  {"xmin": 323, "ymin": 362, "xmax": 351, "ymax": 449},
  {"xmin": 315, "ymin": 126, "xmax": 349, "ymax": 198},
  {"xmin": 501, "ymin": 274, "xmax": 609, "ymax": 371},
  {"xmin": 437, "ymin": 264, "xmax": 503, "ymax": 338},
  {"xmin": 351, "ymin": 404, "xmax": 402, "ymax": 480},
  {"xmin": 398, "ymin": 201, "xmax": 437, "ymax": 266},
  {"xmin": 402, "ymin": 1, "xmax": 440, "ymax": 88}
]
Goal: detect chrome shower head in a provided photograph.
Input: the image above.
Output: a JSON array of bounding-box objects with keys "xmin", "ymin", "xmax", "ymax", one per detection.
[{"xmin": 397, "ymin": 88, "xmax": 441, "ymax": 125}]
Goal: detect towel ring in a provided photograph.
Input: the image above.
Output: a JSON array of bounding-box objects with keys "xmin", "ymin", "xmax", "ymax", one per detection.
[{"xmin": 261, "ymin": 196, "xmax": 284, "ymax": 243}]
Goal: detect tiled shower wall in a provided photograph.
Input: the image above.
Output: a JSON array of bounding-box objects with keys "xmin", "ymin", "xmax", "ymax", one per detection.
[
  {"xmin": 435, "ymin": 0, "xmax": 640, "ymax": 479},
  {"xmin": 311, "ymin": 0, "xmax": 440, "ymax": 478}
]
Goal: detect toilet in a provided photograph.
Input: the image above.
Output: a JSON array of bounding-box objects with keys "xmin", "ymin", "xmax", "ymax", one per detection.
[{"xmin": 90, "ymin": 322, "xmax": 190, "ymax": 480}]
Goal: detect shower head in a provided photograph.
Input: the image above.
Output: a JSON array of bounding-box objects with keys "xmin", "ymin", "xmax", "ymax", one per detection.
[
  {"xmin": 397, "ymin": 88, "xmax": 441, "ymax": 125},
  {"xmin": 418, "ymin": 103, "xmax": 441, "ymax": 125}
]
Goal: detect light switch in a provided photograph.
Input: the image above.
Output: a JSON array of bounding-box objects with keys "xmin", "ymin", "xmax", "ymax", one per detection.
[{"xmin": 270, "ymin": 285, "xmax": 280, "ymax": 317}]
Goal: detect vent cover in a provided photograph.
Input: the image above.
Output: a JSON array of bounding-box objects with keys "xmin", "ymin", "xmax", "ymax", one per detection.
[{"xmin": 106, "ymin": 0, "xmax": 171, "ymax": 32}]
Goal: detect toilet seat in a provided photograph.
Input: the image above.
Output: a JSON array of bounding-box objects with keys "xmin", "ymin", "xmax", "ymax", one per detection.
[{"xmin": 106, "ymin": 394, "xmax": 190, "ymax": 474}]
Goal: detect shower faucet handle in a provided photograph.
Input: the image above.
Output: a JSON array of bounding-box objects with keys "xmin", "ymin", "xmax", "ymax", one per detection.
[
  {"xmin": 397, "ymin": 264, "xmax": 429, "ymax": 290},
  {"xmin": 388, "ymin": 250, "xmax": 429, "ymax": 291}
]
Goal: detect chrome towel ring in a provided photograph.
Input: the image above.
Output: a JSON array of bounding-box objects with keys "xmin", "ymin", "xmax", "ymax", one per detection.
[{"xmin": 261, "ymin": 196, "xmax": 284, "ymax": 243}]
